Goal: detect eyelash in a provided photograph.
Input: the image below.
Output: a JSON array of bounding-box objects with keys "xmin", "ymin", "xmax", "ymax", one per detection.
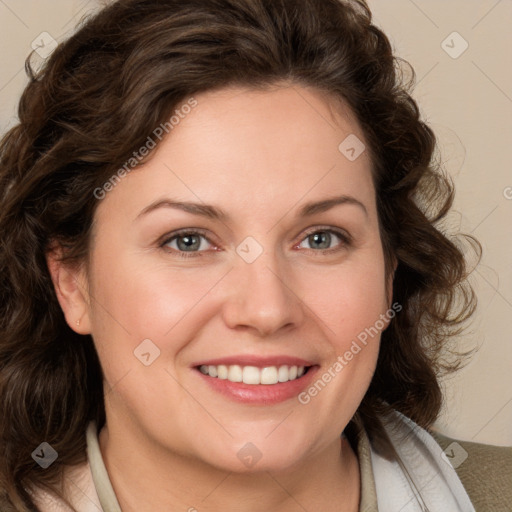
[{"xmin": 159, "ymin": 227, "xmax": 352, "ymax": 259}]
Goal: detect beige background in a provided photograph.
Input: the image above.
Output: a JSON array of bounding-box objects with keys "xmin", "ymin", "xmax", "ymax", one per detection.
[{"xmin": 1, "ymin": 0, "xmax": 511, "ymax": 446}]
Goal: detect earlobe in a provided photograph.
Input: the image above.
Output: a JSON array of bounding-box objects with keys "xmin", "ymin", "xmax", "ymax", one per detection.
[{"xmin": 46, "ymin": 249, "xmax": 91, "ymax": 335}]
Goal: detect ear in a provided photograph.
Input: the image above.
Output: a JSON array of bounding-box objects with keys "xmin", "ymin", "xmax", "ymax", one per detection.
[{"xmin": 46, "ymin": 246, "xmax": 92, "ymax": 335}]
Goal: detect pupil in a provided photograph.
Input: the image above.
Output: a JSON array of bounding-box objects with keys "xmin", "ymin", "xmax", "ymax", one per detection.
[
  {"xmin": 178, "ymin": 234, "xmax": 200, "ymax": 251},
  {"xmin": 311, "ymin": 231, "xmax": 330, "ymax": 249}
]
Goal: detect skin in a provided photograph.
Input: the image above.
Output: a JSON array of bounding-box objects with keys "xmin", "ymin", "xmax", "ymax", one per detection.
[{"xmin": 49, "ymin": 83, "xmax": 393, "ymax": 512}]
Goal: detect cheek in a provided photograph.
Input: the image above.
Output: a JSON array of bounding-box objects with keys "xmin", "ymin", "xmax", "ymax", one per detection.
[
  {"xmin": 86, "ymin": 245, "xmax": 228, "ymax": 367},
  {"xmin": 298, "ymin": 249, "xmax": 388, "ymax": 408},
  {"xmin": 304, "ymin": 259, "xmax": 389, "ymax": 349},
  {"xmin": 87, "ymin": 220, "xmax": 388, "ymax": 374},
  {"xmin": 88, "ymin": 237, "xmax": 389, "ymax": 355}
]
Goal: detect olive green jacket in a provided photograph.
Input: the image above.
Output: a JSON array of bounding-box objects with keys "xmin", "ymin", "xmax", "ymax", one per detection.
[
  {"xmin": 351, "ymin": 423, "xmax": 512, "ymax": 512},
  {"xmin": 430, "ymin": 431, "xmax": 512, "ymax": 512}
]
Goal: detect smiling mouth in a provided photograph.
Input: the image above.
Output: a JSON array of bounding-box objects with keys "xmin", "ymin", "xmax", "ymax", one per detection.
[{"xmin": 197, "ymin": 364, "xmax": 311, "ymax": 385}]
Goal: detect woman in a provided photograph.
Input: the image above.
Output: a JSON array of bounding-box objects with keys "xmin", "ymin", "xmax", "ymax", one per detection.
[{"xmin": 0, "ymin": 0, "xmax": 510, "ymax": 511}]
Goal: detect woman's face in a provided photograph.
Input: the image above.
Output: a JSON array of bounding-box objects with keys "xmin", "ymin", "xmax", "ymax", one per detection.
[{"xmin": 73, "ymin": 84, "xmax": 391, "ymax": 472}]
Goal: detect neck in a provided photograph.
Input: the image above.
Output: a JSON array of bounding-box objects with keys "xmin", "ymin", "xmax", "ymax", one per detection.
[{"xmin": 98, "ymin": 424, "xmax": 360, "ymax": 512}]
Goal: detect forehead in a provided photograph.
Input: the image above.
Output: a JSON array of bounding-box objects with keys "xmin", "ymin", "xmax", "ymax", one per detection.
[{"xmin": 95, "ymin": 84, "xmax": 376, "ymax": 225}]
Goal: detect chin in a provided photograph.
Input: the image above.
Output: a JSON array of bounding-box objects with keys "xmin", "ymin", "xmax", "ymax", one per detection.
[{"xmin": 189, "ymin": 433, "xmax": 316, "ymax": 475}]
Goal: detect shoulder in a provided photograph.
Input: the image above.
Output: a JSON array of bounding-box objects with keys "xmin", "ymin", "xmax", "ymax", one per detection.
[{"xmin": 430, "ymin": 430, "xmax": 512, "ymax": 512}]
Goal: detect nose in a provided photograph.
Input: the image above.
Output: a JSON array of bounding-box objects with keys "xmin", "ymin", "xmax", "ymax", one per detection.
[{"xmin": 220, "ymin": 252, "xmax": 304, "ymax": 338}]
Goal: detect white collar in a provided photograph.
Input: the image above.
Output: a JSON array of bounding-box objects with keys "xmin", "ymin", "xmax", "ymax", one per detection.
[
  {"xmin": 371, "ymin": 410, "xmax": 475, "ymax": 512},
  {"xmin": 86, "ymin": 422, "xmax": 122, "ymax": 512}
]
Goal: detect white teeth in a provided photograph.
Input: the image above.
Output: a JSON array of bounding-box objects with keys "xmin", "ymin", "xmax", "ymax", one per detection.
[
  {"xmin": 228, "ymin": 364, "xmax": 243, "ymax": 382},
  {"xmin": 261, "ymin": 366, "xmax": 278, "ymax": 385},
  {"xmin": 278, "ymin": 365, "xmax": 289, "ymax": 382},
  {"xmin": 217, "ymin": 364, "xmax": 228, "ymax": 379},
  {"xmin": 198, "ymin": 364, "xmax": 308, "ymax": 385},
  {"xmin": 242, "ymin": 366, "xmax": 260, "ymax": 384}
]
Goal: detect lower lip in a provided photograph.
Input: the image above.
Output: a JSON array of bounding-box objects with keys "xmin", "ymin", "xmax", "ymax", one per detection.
[{"xmin": 196, "ymin": 367, "xmax": 319, "ymax": 404}]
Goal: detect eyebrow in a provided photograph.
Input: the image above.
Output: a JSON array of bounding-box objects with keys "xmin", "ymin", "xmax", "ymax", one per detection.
[{"xmin": 136, "ymin": 194, "xmax": 368, "ymax": 222}]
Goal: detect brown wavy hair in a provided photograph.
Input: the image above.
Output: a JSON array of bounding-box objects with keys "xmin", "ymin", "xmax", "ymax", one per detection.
[{"xmin": 0, "ymin": 0, "xmax": 479, "ymax": 509}]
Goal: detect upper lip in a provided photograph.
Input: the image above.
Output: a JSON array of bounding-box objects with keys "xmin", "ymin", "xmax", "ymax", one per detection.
[{"xmin": 192, "ymin": 356, "xmax": 316, "ymax": 368}]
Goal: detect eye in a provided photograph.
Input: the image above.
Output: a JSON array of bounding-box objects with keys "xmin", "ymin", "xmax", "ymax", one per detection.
[
  {"xmin": 160, "ymin": 229, "xmax": 214, "ymax": 258},
  {"xmin": 296, "ymin": 228, "xmax": 351, "ymax": 253},
  {"xmin": 159, "ymin": 227, "xmax": 351, "ymax": 259}
]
